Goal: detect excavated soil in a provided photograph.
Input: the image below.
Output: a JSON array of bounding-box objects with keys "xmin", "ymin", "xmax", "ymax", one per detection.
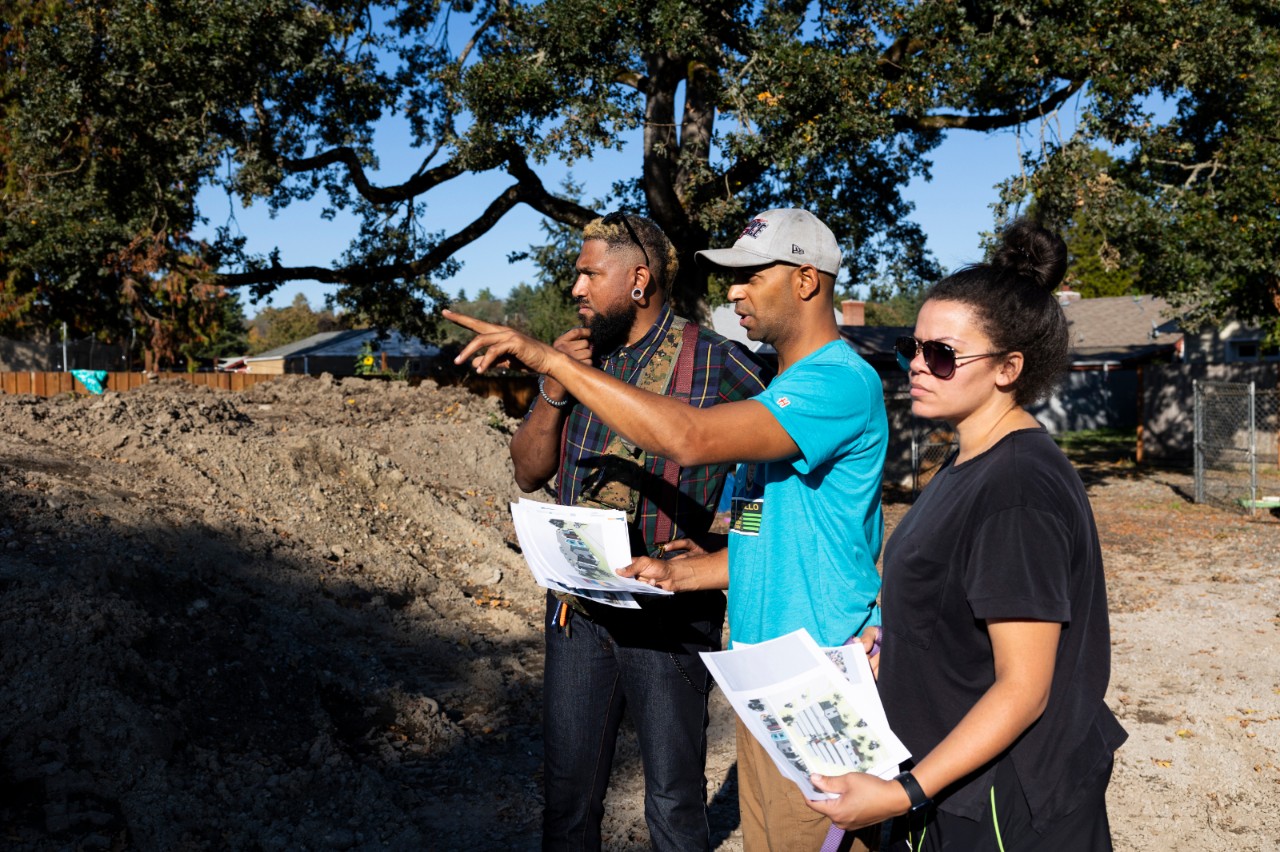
[{"xmin": 0, "ymin": 376, "xmax": 1276, "ymax": 851}]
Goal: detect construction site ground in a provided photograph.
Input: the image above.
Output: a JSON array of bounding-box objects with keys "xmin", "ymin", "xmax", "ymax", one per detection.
[{"xmin": 1, "ymin": 376, "xmax": 1276, "ymax": 851}]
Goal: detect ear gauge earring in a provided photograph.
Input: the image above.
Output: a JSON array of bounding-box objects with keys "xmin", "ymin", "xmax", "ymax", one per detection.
[{"xmin": 631, "ymin": 287, "xmax": 644, "ymax": 301}]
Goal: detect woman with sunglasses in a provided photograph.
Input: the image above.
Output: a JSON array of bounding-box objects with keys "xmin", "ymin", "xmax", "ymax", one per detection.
[{"xmin": 808, "ymin": 219, "xmax": 1127, "ymax": 850}]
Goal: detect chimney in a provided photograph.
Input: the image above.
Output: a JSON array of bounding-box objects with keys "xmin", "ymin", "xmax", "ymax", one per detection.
[{"xmin": 841, "ymin": 299, "xmax": 865, "ymax": 326}]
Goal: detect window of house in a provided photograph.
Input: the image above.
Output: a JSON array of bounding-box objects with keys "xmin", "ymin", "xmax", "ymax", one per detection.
[{"xmin": 1225, "ymin": 338, "xmax": 1280, "ymax": 362}]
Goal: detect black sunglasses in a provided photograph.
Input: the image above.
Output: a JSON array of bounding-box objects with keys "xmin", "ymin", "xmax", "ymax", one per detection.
[
  {"xmin": 894, "ymin": 336, "xmax": 1005, "ymax": 380},
  {"xmin": 602, "ymin": 211, "xmax": 651, "ymax": 268}
]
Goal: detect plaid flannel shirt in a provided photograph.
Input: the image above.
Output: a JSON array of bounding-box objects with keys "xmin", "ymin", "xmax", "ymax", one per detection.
[{"xmin": 544, "ymin": 304, "xmax": 770, "ymax": 552}]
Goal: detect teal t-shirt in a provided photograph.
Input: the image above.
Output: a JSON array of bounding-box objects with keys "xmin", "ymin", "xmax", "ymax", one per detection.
[{"xmin": 726, "ymin": 340, "xmax": 887, "ymax": 647}]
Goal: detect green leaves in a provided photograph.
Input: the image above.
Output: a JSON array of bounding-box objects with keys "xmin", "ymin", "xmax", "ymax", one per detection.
[
  {"xmin": 1, "ymin": 0, "xmax": 365, "ymax": 342},
  {"xmin": 1000, "ymin": 1, "xmax": 1280, "ymax": 339},
  {"xmin": 3, "ymin": 0, "xmax": 1277, "ymax": 347}
]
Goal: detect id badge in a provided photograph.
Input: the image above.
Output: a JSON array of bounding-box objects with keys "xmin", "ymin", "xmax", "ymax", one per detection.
[{"xmin": 729, "ymin": 496, "xmax": 763, "ymax": 536}]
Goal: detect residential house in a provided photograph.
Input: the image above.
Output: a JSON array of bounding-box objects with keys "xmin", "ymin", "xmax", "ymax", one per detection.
[
  {"xmin": 1143, "ymin": 313, "xmax": 1278, "ymax": 461},
  {"xmin": 1033, "ymin": 290, "xmax": 1183, "ymax": 439},
  {"xmin": 219, "ymin": 329, "xmax": 440, "ymax": 376},
  {"xmin": 838, "ymin": 293, "xmax": 1189, "ymax": 477},
  {"xmin": 836, "ymin": 300, "xmax": 927, "ymax": 489}
]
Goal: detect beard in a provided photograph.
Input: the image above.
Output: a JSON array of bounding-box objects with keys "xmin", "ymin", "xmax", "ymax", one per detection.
[{"xmin": 585, "ymin": 298, "xmax": 637, "ymax": 358}]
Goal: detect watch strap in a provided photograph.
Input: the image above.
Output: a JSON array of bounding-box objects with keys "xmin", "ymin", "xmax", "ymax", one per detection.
[{"xmin": 894, "ymin": 770, "xmax": 930, "ymax": 813}]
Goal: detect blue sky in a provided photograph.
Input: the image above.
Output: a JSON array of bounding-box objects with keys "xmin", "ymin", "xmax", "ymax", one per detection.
[{"xmin": 194, "ymin": 119, "xmax": 1052, "ymax": 316}]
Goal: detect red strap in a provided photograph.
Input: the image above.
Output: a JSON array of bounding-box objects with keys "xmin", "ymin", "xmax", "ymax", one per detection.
[
  {"xmin": 557, "ymin": 405, "xmax": 571, "ymax": 506},
  {"xmin": 654, "ymin": 321, "xmax": 699, "ymax": 545}
]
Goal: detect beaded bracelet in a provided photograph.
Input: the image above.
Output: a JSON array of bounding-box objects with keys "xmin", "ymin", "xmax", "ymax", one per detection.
[{"xmin": 538, "ymin": 375, "xmax": 569, "ymax": 409}]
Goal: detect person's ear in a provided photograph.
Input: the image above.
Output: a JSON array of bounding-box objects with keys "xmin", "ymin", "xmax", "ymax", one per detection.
[
  {"xmin": 629, "ymin": 266, "xmax": 652, "ymax": 304},
  {"xmin": 995, "ymin": 351, "xmax": 1024, "ymax": 389},
  {"xmin": 793, "ymin": 264, "xmax": 821, "ymax": 301}
]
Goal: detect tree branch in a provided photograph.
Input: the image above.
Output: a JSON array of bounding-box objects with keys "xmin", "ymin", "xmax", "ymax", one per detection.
[
  {"xmin": 640, "ymin": 52, "xmax": 697, "ymax": 236},
  {"xmin": 1149, "ymin": 157, "xmax": 1225, "ymax": 190},
  {"xmin": 281, "ymin": 146, "xmax": 466, "ymax": 205},
  {"xmin": 506, "ymin": 155, "xmax": 599, "ymax": 226},
  {"xmin": 895, "ymin": 80, "xmax": 1084, "ymax": 131},
  {"xmin": 217, "ymin": 154, "xmax": 598, "ymax": 291},
  {"xmin": 676, "ymin": 59, "xmax": 715, "ymax": 197},
  {"xmin": 216, "ymin": 184, "xmax": 524, "ymax": 289},
  {"xmin": 721, "ymin": 152, "xmax": 769, "ymax": 197},
  {"xmin": 877, "ymin": 34, "xmax": 927, "ymax": 78},
  {"xmin": 614, "ymin": 68, "xmax": 646, "ymax": 90},
  {"xmin": 456, "ymin": 11, "xmax": 499, "ymax": 67}
]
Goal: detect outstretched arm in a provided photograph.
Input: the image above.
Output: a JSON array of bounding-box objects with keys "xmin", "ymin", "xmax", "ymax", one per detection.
[
  {"xmin": 446, "ymin": 309, "xmax": 798, "ymax": 467},
  {"xmin": 806, "ymin": 618, "xmax": 1061, "ymax": 830}
]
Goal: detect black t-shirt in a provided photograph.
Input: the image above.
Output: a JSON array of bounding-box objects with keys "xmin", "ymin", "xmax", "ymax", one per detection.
[{"xmin": 878, "ymin": 428, "xmax": 1127, "ymax": 831}]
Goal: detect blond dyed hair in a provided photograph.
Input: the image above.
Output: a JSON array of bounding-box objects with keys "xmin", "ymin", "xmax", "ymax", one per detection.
[{"xmin": 582, "ymin": 213, "xmax": 679, "ymax": 292}]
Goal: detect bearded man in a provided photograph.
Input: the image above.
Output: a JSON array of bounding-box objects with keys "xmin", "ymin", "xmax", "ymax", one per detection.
[{"xmin": 507, "ymin": 212, "xmax": 770, "ymax": 851}]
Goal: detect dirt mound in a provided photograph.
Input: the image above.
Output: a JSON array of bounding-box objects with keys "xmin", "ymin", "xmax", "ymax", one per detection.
[
  {"xmin": 1, "ymin": 376, "xmax": 542, "ymax": 850},
  {"xmin": 1, "ymin": 376, "xmax": 1277, "ymax": 851},
  {"xmin": 5, "ymin": 381, "xmax": 251, "ymax": 449}
]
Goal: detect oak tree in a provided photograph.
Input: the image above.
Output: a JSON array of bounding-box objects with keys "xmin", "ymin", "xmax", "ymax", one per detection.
[{"xmin": 4, "ymin": 0, "xmax": 1276, "ymax": 341}]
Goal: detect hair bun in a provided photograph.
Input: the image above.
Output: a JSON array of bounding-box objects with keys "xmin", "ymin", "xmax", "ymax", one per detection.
[{"xmin": 992, "ymin": 218, "xmax": 1067, "ymax": 292}]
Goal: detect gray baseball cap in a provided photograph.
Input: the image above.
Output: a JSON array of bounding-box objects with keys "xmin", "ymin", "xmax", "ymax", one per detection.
[{"xmin": 696, "ymin": 209, "xmax": 842, "ymax": 276}]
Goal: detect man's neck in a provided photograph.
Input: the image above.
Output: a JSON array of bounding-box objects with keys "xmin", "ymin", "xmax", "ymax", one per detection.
[
  {"xmin": 625, "ymin": 300, "xmax": 667, "ymax": 347},
  {"xmin": 773, "ymin": 318, "xmax": 840, "ymax": 372}
]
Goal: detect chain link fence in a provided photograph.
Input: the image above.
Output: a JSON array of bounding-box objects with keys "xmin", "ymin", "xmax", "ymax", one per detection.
[
  {"xmin": 1194, "ymin": 380, "xmax": 1280, "ymax": 516},
  {"xmin": 912, "ymin": 421, "xmax": 956, "ymax": 495},
  {"xmin": 883, "ymin": 391, "xmax": 957, "ymax": 496}
]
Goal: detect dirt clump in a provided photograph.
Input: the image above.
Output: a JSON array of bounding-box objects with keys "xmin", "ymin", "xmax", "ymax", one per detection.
[{"xmin": 1, "ymin": 376, "xmax": 1277, "ymax": 851}]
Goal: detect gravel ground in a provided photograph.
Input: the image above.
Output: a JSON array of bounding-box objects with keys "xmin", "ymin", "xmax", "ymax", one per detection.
[{"xmin": 0, "ymin": 376, "xmax": 1276, "ymax": 851}]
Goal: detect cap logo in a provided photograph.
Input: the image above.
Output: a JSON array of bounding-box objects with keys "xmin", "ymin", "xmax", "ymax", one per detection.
[
  {"xmin": 740, "ymin": 219, "xmax": 769, "ymax": 240},
  {"xmin": 791, "ymin": 244, "xmax": 805, "ymax": 255}
]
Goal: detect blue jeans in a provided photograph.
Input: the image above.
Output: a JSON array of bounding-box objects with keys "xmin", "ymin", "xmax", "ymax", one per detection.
[{"xmin": 542, "ymin": 590, "xmax": 724, "ymax": 852}]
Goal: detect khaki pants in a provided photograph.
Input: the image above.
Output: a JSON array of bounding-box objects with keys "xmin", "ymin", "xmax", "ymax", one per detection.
[{"xmin": 737, "ymin": 718, "xmax": 878, "ymax": 852}]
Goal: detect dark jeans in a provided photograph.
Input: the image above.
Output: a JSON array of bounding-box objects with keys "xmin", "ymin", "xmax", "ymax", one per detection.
[{"xmin": 541, "ymin": 590, "xmax": 725, "ymax": 852}]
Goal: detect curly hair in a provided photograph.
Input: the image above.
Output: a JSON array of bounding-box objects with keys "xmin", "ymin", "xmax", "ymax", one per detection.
[
  {"xmin": 582, "ymin": 213, "xmax": 679, "ymax": 293},
  {"xmin": 926, "ymin": 218, "xmax": 1070, "ymax": 406}
]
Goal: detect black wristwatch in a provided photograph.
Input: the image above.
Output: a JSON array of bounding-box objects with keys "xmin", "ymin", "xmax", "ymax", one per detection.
[{"xmin": 894, "ymin": 771, "xmax": 931, "ymax": 813}]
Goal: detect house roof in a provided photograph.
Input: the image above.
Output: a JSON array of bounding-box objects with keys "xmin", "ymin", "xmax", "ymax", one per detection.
[
  {"xmin": 244, "ymin": 329, "xmax": 440, "ymax": 362},
  {"xmin": 836, "ymin": 295, "xmax": 1183, "ymax": 368},
  {"xmin": 248, "ymin": 329, "xmax": 366, "ymax": 360},
  {"xmin": 1061, "ymin": 294, "xmax": 1182, "ymax": 365},
  {"xmin": 839, "ymin": 325, "xmax": 913, "ymax": 363}
]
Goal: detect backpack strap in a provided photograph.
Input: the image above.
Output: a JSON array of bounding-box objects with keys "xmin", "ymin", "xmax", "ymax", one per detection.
[{"xmin": 653, "ymin": 320, "xmax": 700, "ymax": 546}]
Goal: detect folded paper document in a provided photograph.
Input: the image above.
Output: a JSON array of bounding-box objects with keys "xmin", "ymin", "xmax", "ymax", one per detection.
[
  {"xmin": 509, "ymin": 499, "xmax": 673, "ymax": 609},
  {"xmin": 701, "ymin": 629, "xmax": 911, "ymax": 799}
]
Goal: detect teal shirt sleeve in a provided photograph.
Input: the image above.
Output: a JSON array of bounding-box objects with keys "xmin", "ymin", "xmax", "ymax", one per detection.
[{"xmin": 754, "ymin": 344, "xmax": 877, "ymax": 475}]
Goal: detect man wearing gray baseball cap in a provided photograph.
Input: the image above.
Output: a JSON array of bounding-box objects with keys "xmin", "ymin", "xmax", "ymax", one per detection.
[
  {"xmin": 446, "ymin": 208, "xmax": 888, "ymax": 851},
  {"xmin": 696, "ymin": 207, "xmax": 844, "ymax": 279}
]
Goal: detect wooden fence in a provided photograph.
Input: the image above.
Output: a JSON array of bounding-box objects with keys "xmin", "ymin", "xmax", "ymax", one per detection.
[
  {"xmin": 0, "ymin": 371, "xmax": 278, "ymax": 396},
  {"xmin": 433, "ymin": 373, "xmax": 537, "ymax": 417},
  {"xmin": 0, "ymin": 370, "xmax": 538, "ymax": 416}
]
